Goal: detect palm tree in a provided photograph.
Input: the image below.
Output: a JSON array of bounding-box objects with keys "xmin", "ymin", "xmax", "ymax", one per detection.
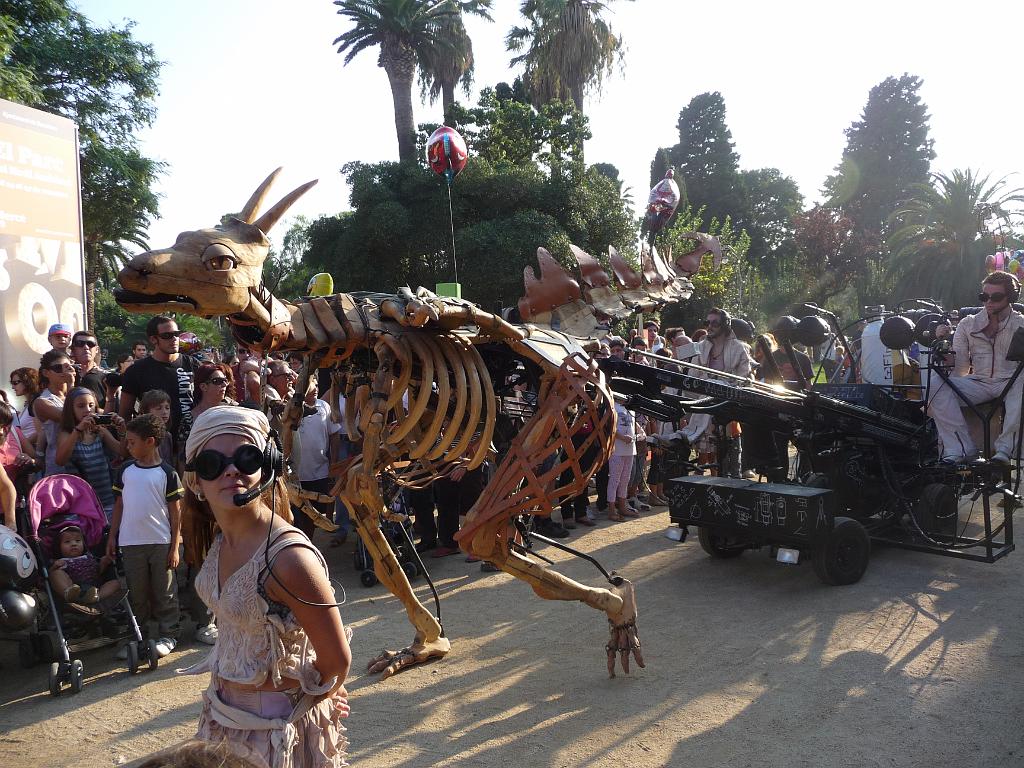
[
  {"xmin": 506, "ymin": 0, "xmax": 628, "ymax": 113},
  {"xmin": 888, "ymin": 169, "xmax": 1024, "ymax": 305},
  {"xmin": 418, "ymin": 4, "xmax": 492, "ymax": 118},
  {"xmin": 333, "ymin": 1, "xmax": 489, "ymax": 162}
]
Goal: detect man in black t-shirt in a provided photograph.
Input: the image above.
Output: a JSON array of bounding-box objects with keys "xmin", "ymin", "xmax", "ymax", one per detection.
[
  {"xmin": 120, "ymin": 316, "xmax": 197, "ymax": 454},
  {"xmin": 72, "ymin": 330, "xmax": 107, "ymax": 410}
]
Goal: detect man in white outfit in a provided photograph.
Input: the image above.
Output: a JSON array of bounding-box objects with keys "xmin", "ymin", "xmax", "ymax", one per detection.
[{"xmin": 928, "ymin": 270, "xmax": 1024, "ymax": 463}]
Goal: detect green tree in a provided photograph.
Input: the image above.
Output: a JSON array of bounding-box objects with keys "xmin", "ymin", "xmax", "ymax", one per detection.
[
  {"xmin": 506, "ymin": 0, "xmax": 628, "ymax": 113},
  {"xmin": 824, "ymin": 74, "xmax": 935, "ymax": 246},
  {"xmin": 298, "ymin": 156, "xmax": 636, "ymax": 315},
  {"xmin": 668, "ymin": 92, "xmax": 745, "ymax": 233},
  {"xmin": 262, "ymin": 216, "xmax": 317, "ymax": 301},
  {"xmin": 332, "ymin": 0, "xmax": 490, "ymax": 162},
  {"xmin": 431, "ymin": 84, "xmax": 590, "ymax": 171},
  {"xmin": 417, "ymin": 4, "xmax": 493, "ymax": 118},
  {"xmin": 888, "ymin": 170, "xmax": 1024, "ymax": 307},
  {"xmin": 1, "ymin": 1, "xmax": 164, "ymax": 328},
  {"xmin": 736, "ymin": 167, "xmax": 803, "ymax": 274}
]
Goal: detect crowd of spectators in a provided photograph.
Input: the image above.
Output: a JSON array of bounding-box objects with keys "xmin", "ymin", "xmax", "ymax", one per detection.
[{"xmin": 1, "ymin": 307, "xmax": 840, "ymax": 649}]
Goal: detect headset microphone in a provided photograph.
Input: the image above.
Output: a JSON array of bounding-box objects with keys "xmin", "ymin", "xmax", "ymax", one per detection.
[{"xmin": 233, "ymin": 474, "xmax": 275, "ymax": 507}]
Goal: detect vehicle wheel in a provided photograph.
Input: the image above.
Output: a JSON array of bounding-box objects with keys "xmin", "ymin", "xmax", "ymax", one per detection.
[
  {"xmin": 915, "ymin": 483, "xmax": 957, "ymax": 539},
  {"xmin": 69, "ymin": 659, "xmax": 84, "ymax": 694},
  {"xmin": 400, "ymin": 560, "xmax": 417, "ymax": 581},
  {"xmin": 813, "ymin": 516, "xmax": 870, "ymax": 586},
  {"xmin": 18, "ymin": 638, "xmax": 39, "ymax": 668},
  {"xmin": 697, "ymin": 527, "xmax": 747, "ymax": 559},
  {"xmin": 126, "ymin": 640, "xmax": 140, "ymax": 675},
  {"xmin": 48, "ymin": 662, "xmax": 62, "ymax": 697},
  {"xmin": 360, "ymin": 570, "xmax": 378, "ymax": 588},
  {"xmin": 147, "ymin": 639, "xmax": 160, "ymax": 671}
]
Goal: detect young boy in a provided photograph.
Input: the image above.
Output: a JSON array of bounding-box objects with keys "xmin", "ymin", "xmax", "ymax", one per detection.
[
  {"xmin": 139, "ymin": 389, "xmax": 174, "ymax": 463},
  {"xmin": 107, "ymin": 414, "xmax": 183, "ymax": 658}
]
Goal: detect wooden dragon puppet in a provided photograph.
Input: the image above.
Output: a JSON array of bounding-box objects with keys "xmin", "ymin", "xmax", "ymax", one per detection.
[{"xmin": 115, "ymin": 169, "xmax": 722, "ymax": 679}]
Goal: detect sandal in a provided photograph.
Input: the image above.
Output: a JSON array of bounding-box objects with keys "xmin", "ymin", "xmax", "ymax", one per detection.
[{"xmin": 607, "ymin": 512, "xmax": 626, "ymax": 522}]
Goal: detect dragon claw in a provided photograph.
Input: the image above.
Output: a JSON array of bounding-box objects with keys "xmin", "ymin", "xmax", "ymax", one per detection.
[
  {"xmin": 367, "ymin": 636, "xmax": 452, "ymax": 680},
  {"xmin": 605, "ymin": 577, "xmax": 643, "ymax": 678}
]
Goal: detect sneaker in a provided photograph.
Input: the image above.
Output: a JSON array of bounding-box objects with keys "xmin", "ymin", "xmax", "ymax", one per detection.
[
  {"xmin": 992, "ymin": 451, "xmax": 1011, "ymax": 465},
  {"xmin": 63, "ymin": 584, "xmax": 82, "ymax": 603},
  {"xmin": 195, "ymin": 624, "xmax": 218, "ymax": 645},
  {"xmin": 536, "ymin": 521, "xmax": 570, "ymax": 538},
  {"xmin": 629, "ymin": 497, "xmax": 651, "ymax": 512},
  {"xmin": 562, "ymin": 518, "xmax": 577, "ymax": 530},
  {"xmin": 415, "ymin": 540, "xmax": 438, "ymax": 554},
  {"xmin": 480, "ymin": 561, "xmax": 499, "ymax": 573},
  {"xmin": 81, "ymin": 586, "xmax": 100, "ymax": 604},
  {"xmin": 576, "ymin": 516, "xmax": 597, "ymax": 527},
  {"xmin": 154, "ymin": 637, "xmax": 177, "ymax": 658}
]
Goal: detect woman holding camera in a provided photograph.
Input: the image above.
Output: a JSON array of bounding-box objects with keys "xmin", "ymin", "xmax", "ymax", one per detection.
[{"xmin": 55, "ymin": 387, "xmax": 126, "ymax": 520}]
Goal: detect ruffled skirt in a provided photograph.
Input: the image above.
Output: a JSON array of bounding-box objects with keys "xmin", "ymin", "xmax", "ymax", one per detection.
[{"xmin": 196, "ymin": 683, "xmax": 348, "ymax": 768}]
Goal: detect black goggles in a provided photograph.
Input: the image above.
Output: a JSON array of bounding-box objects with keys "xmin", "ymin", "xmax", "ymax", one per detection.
[{"xmin": 186, "ymin": 444, "xmax": 264, "ymax": 481}]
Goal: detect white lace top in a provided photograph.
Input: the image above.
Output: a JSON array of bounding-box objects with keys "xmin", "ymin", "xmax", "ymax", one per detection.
[{"xmin": 188, "ymin": 525, "xmax": 335, "ymax": 696}]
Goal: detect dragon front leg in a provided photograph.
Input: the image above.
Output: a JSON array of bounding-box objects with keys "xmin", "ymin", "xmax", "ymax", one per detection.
[
  {"xmin": 343, "ymin": 469, "xmax": 450, "ymax": 680},
  {"xmin": 351, "ymin": 347, "xmax": 450, "ymax": 679}
]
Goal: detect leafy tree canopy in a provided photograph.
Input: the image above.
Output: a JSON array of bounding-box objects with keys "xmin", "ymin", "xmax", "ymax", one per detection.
[
  {"xmin": 824, "ymin": 74, "xmax": 935, "ymax": 242},
  {"xmin": 300, "ymin": 154, "xmax": 635, "ymax": 314},
  {"xmin": 0, "ymin": 0, "xmax": 164, "ymax": 327}
]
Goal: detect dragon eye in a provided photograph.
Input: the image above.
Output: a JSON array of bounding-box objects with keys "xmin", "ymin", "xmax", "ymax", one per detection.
[{"xmin": 202, "ymin": 243, "xmax": 238, "ymax": 272}]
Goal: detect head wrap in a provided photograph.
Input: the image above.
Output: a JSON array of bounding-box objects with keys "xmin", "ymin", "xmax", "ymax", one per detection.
[{"xmin": 184, "ymin": 405, "xmax": 270, "ymax": 493}]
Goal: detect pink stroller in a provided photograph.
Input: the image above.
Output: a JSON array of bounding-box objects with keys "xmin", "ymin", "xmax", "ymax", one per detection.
[{"xmin": 24, "ymin": 474, "xmax": 158, "ymax": 696}]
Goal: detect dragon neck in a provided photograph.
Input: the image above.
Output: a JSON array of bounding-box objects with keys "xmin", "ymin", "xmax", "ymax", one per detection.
[{"xmin": 228, "ymin": 282, "xmax": 295, "ymax": 351}]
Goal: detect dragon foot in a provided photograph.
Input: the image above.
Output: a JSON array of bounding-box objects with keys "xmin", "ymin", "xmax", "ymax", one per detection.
[
  {"xmin": 367, "ymin": 635, "xmax": 451, "ymax": 680},
  {"xmin": 605, "ymin": 577, "xmax": 644, "ymax": 678}
]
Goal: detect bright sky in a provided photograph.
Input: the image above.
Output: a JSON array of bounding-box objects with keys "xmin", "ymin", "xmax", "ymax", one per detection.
[{"xmin": 83, "ymin": 0, "xmax": 1024, "ymax": 255}]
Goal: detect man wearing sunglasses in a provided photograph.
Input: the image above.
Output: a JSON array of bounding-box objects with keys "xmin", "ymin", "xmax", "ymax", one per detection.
[
  {"xmin": 71, "ymin": 330, "xmax": 108, "ymax": 410},
  {"xmin": 120, "ymin": 315, "xmax": 198, "ymax": 456},
  {"xmin": 929, "ymin": 270, "xmax": 1024, "ymax": 464}
]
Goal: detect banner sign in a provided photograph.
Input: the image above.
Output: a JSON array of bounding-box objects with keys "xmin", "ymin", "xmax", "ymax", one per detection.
[{"xmin": 0, "ymin": 98, "xmax": 86, "ymax": 388}]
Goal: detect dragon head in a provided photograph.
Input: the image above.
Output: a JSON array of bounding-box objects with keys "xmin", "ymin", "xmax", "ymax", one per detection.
[{"xmin": 116, "ymin": 168, "xmax": 317, "ymax": 319}]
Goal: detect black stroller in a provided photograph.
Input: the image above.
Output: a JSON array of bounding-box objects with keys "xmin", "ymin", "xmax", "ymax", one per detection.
[{"xmin": 21, "ymin": 474, "xmax": 158, "ymax": 695}]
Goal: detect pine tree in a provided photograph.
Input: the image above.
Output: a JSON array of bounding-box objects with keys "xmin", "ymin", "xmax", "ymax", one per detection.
[
  {"xmin": 824, "ymin": 74, "xmax": 935, "ymax": 245},
  {"xmin": 669, "ymin": 92, "xmax": 744, "ymax": 228}
]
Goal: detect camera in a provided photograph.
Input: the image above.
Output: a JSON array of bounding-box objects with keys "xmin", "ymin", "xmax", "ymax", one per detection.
[{"xmin": 94, "ymin": 413, "xmax": 114, "ymax": 426}]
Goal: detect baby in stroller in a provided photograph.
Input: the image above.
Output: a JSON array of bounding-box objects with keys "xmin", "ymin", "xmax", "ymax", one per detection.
[{"xmin": 48, "ymin": 524, "xmax": 120, "ymax": 609}]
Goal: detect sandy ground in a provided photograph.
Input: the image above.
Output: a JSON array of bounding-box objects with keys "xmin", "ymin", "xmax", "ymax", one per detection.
[{"xmin": 2, "ymin": 504, "xmax": 1024, "ymax": 768}]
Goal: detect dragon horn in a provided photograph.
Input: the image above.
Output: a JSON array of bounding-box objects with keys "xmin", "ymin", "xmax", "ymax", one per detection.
[
  {"xmin": 253, "ymin": 179, "xmax": 319, "ymax": 235},
  {"xmin": 240, "ymin": 168, "xmax": 283, "ymax": 224}
]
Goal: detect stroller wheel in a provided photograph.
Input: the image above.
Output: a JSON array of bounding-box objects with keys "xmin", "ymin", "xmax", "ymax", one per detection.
[
  {"xmin": 126, "ymin": 641, "xmax": 140, "ymax": 675},
  {"xmin": 69, "ymin": 659, "xmax": 84, "ymax": 694},
  {"xmin": 48, "ymin": 662, "xmax": 63, "ymax": 697},
  {"xmin": 147, "ymin": 639, "xmax": 160, "ymax": 671},
  {"xmin": 401, "ymin": 560, "xmax": 417, "ymax": 581},
  {"xmin": 18, "ymin": 638, "xmax": 39, "ymax": 668},
  {"xmin": 360, "ymin": 570, "xmax": 378, "ymax": 588}
]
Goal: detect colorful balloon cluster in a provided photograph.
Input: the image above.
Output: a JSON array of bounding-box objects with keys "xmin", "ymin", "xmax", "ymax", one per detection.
[{"xmin": 986, "ymin": 250, "xmax": 1024, "ymax": 276}]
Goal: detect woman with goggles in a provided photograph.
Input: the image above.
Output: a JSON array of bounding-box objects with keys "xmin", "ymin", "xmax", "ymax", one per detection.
[{"xmin": 180, "ymin": 405, "xmax": 351, "ymax": 767}]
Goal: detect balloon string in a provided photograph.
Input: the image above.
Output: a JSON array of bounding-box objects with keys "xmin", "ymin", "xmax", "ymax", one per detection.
[{"xmin": 447, "ymin": 181, "xmax": 458, "ymax": 285}]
